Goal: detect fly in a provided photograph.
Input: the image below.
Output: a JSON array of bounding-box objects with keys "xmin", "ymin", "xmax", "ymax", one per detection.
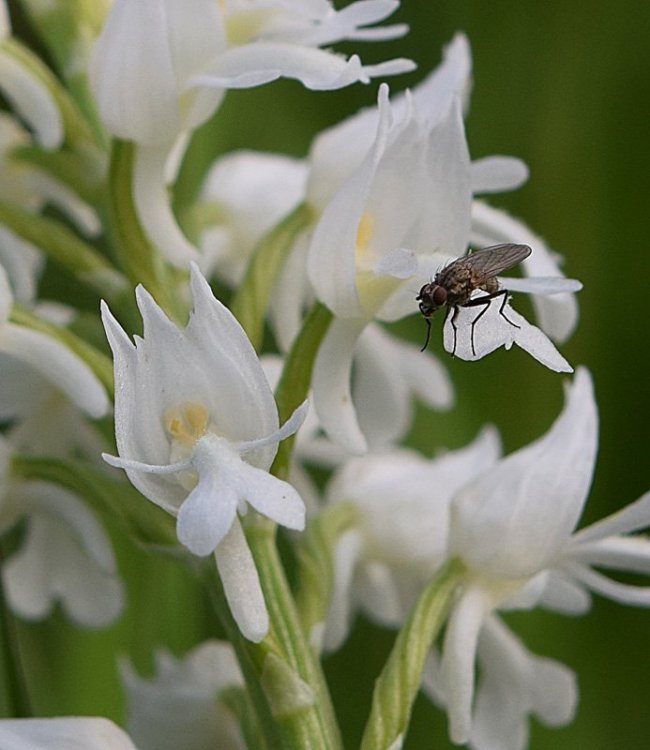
[{"xmin": 416, "ymin": 243, "xmax": 532, "ymax": 355}]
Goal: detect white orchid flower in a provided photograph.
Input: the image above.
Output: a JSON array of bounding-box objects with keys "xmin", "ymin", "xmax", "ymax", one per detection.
[
  {"xmin": 89, "ymin": 0, "xmax": 413, "ymax": 269},
  {"xmin": 101, "ymin": 263, "xmax": 307, "ymax": 641},
  {"xmin": 424, "ymin": 614, "xmax": 578, "ymax": 750},
  {"xmin": 0, "ymin": 717, "xmax": 138, "ymax": 750},
  {"xmin": 198, "ymin": 149, "xmax": 308, "ymax": 283},
  {"xmin": 321, "ymin": 427, "xmax": 501, "ymax": 651},
  {"xmin": 121, "ymin": 641, "xmax": 245, "ymax": 750},
  {"xmin": 438, "ymin": 368, "xmax": 650, "ymax": 745},
  {"xmin": 0, "ymin": 468, "xmax": 124, "ymax": 628}
]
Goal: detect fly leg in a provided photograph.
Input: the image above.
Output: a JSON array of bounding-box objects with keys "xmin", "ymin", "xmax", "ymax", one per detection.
[
  {"xmin": 447, "ymin": 306, "xmax": 458, "ymax": 356},
  {"xmin": 462, "ymin": 289, "xmax": 512, "ymax": 356}
]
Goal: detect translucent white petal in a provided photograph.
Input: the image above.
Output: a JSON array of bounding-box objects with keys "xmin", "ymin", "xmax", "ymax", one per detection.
[
  {"xmin": 90, "ymin": 0, "xmax": 180, "ymax": 144},
  {"xmin": 272, "ymin": 1, "xmax": 406, "ymax": 46},
  {"xmin": 236, "ymin": 461, "xmax": 305, "ymax": 531},
  {"xmin": 0, "ymin": 718, "xmax": 138, "ymax": 750},
  {"xmin": 199, "ymin": 149, "xmax": 307, "ymax": 283},
  {"xmin": 3, "ymin": 484, "xmax": 124, "ymax": 627},
  {"xmin": 134, "ymin": 142, "xmax": 201, "ymax": 267},
  {"xmin": 567, "ymin": 535, "xmax": 650, "ymax": 575},
  {"xmin": 312, "ymin": 316, "xmax": 369, "ymax": 454},
  {"xmin": 0, "ymin": 226, "xmax": 44, "ymax": 304},
  {"xmin": 471, "ymin": 156, "xmax": 529, "ymax": 194},
  {"xmin": 308, "ymin": 86, "xmax": 392, "ymax": 317},
  {"xmin": 0, "ymin": 48, "xmax": 63, "ymax": 149},
  {"xmin": 565, "ymin": 562, "xmax": 650, "ymax": 606},
  {"xmin": 90, "ymin": 0, "xmax": 224, "ymax": 144},
  {"xmin": 122, "ymin": 641, "xmax": 244, "ymax": 750},
  {"xmin": 471, "ymin": 616, "xmax": 577, "ymax": 750},
  {"xmin": 374, "ymin": 247, "xmax": 418, "ymax": 279},
  {"xmin": 498, "ymin": 276, "xmax": 583, "ymax": 295},
  {"xmin": 451, "ymin": 368, "xmax": 598, "ymax": 578},
  {"xmin": 442, "ymin": 296, "xmax": 572, "ymax": 373},
  {"xmin": 353, "ymin": 333, "xmax": 410, "ymax": 447},
  {"xmin": 537, "ymin": 571, "xmax": 592, "ymax": 615},
  {"xmin": 440, "ymin": 586, "xmax": 493, "ymax": 744},
  {"xmin": 413, "ymin": 33, "xmax": 472, "ymax": 119},
  {"xmin": 0, "ymin": 324, "xmax": 109, "ymax": 418},
  {"xmin": 357, "ymin": 561, "xmax": 406, "ymax": 626},
  {"xmin": 411, "ymin": 100, "xmax": 472, "ymax": 258},
  {"xmin": 380, "ymin": 329, "xmax": 454, "ymax": 411},
  {"xmin": 471, "ymin": 200, "xmax": 579, "ymax": 343},
  {"xmin": 176, "ymin": 463, "xmax": 238, "ymax": 556},
  {"xmin": 570, "ymin": 491, "xmax": 650, "ymax": 543},
  {"xmin": 194, "ymin": 43, "xmax": 372, "ymax": 91},
  {"xmin": 214, "ymin": 518, "xmax": 269, "ymax": 643}
]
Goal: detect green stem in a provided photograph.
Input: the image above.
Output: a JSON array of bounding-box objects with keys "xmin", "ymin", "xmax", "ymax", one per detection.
[
  {"xmin": 272, "ymin": 302, "xmax": 333, "ymax": 480},
  {"xmin": 0, "ymin": 203, "xmax": 126, "ymax": 302},
  {"xmin": 230, "ymin": 203, "xmax": 313, "ymax": 351},
  {"xmin": 360, "ymin": 559, "xmax": 465, "ymax": 750},
  {"xmin": 107, "ymin": 140, "xmax": 186, "ymax": 323},
  {"xmin": 246, "ymin": 519, "xmax": 344, "ymax": 750}
]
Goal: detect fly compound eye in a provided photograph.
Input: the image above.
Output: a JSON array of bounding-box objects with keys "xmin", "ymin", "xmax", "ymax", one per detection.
[{"xmin": 432, "ymin": 286, "xmax": 447, "ymax": 307}]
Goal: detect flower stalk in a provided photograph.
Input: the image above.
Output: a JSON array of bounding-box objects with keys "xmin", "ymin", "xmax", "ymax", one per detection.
[{"xmin": 360, "ymin": 558, "xmax": 465, "ymax": 750}]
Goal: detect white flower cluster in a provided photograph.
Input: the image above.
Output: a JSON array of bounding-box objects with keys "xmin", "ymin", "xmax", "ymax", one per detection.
[{"xmin": 0, "ymin": 2, "xmax": 648, "ymax": 750}]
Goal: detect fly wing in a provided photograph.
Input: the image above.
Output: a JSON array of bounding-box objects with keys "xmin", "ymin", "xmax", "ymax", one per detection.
[{"xmin": 464, "ymin": 244, "xmax": 532, "ymax": 283}]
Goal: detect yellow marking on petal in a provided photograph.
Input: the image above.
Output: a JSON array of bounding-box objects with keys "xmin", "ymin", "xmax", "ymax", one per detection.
[
  {"xmin": 164, "ymin": 402, "xmax": 209, "ymax": 447},
  {"xmin": 225, "ymin": 9, "xmax": 274, "ymax": 45},
  {"xmin": 356, "ymin": 271, "xmax": 401, "ymax": 316},
  {"xmin": 354, "ymin": 212, "xmax": 375, "ymax": 268}
]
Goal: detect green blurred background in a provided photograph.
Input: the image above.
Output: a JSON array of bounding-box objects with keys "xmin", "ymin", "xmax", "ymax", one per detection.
[{"xmin": 6, "ymin": 1, "xmax": 650, "ymax": 748}]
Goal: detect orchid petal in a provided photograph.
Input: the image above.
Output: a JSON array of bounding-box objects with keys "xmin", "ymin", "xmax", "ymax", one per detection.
[
  {"xmin": 568, "ymin": 535, "xmax": 650, "ymax": 575},
  {"xmin": 471, "ymin": 200, "xmax": 579, "ymax": 342},
  {"xmin": 442, "ymin": 296, "xmax": 572, "ymax": 373},
  {"xmin": 471, "ymin": 156, "xmax": 529, "ymax": 194},
  {"xmin": 134, "ymin": 142, "xmax": 201, "ymax": 267},
  {"xmin": 0, "ymin": 718, "xmax": 138, "ymax": 750},
  {"xmin": 0, "ymin": 47, "xmax": 63, "ymax": 149},
  {"xmin": 90, "ymin": 0, "xmax": 224, "ymax": 145},
  {"xmin": 308, "ymin": 85, "xmax": 392, "ymax": 317},
  {"xmin": 312, "ymin": 316, "xmax": 369, "ymax": 454},
  {"xmin": 471, "ymin": 616, "xmax": 577, "ymax": 750},
  {"xmin": 0, "ymin": 324, "xmax": 109, "ymax": 418},
  {"xmin": 236, "ymin": 461, "xmax": 306, "ymax": 531},
  {"xmin": 450, "ymin": 368, "xmax": 598, "ymax": 578},
  {"xmin": 498, "ymin": 276, "xmax": 583, "ymax": 295},
  {"xmin": 177, "ymin": 448, "xmax": 239, "ymax": 556},
  {"xmin": 440, "ymin": 585, "xmax": 493, "ymax": 744},
  {"xmin": 215, "ymin": 519, "xmax": 269, "ymax": 643},
  {"xmin": 570, "ymin": 491, "xmax": 650, "ymax": 543},
  {"xmin": 565, "ymin": 562, "xmax": 650, "ymax": 607},
  {"xmin": 194, "ymin": 43, "xmax": 405, "ymax": 92},
  {"xmin": 3, "ymin": 483, "xmax": 124, "ymax": 627}
]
